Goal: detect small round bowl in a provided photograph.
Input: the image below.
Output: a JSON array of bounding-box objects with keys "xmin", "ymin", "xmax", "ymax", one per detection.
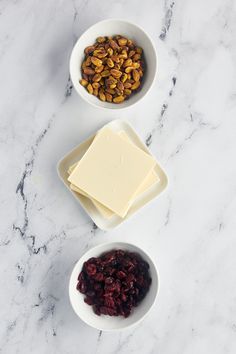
[
  {"xmin": 69, "ymin": 242, "xmax": 159, "ymax": 331},
  {"xmin": 70, "ymin": 19, "xmax": 157, "ymax": 110}
]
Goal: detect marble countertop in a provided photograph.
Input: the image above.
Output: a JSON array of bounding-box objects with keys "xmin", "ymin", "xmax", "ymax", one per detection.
[{"xmin": 1, "ymin": 0, "xmax": 236, "ymax": 353}]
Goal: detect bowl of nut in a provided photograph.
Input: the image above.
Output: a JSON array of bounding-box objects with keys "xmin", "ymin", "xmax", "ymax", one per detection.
[
  {"xmin": 69, "ymin": 242, "xmax": 159, "ymax": 331},
  {"xmin": 70, "ymin": 19, "xmax": 157, "ymax": 109}
]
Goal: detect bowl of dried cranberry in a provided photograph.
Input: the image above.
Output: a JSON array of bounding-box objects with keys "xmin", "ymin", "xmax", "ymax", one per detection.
[{"xmin": 69, "ymin": 242, "xmax": 159, "ymax": 331}]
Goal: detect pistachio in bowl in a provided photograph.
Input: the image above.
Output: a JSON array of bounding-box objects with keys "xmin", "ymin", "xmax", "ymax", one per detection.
[
  {"xmin": 70, "ymin": 19, "xmax": 157, "ymax": 110},
  {"xmin": 80, "ymin": 35, "xmax": 145, "ymax": 104}
]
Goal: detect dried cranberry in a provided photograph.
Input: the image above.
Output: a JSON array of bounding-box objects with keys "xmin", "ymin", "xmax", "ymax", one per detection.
[
  {"xmin": 76, "ymin": 249, "xmax": 152, "ymax": 318},
  {"xmin": 84, "ymin": 296, "xmax": 93, "ymax": 305},
  {"xmin": 94, "ymin": 305, "xmax": 101, "ymax": 316},
  {"xmin": 121, "ymin": 293, "xmax": 127, "ymax": 302},
  {"xmin": 116, "ymin": 271, "xmax": 126, "ymax": 279},
  {"xmin": 116, "ymin": 250, "xmax": 125, "ymax": 257},
  {"xmin": 104, "ymin": 282, "xmax": 116, "ymax": 293},
  {"xmin": 100, "ymin": 306, "xmax": 116, "ymax": 316},
  {"xmin": 87, "ymin": 257, "xmax": 97, "ymax": 264},
  {"xmin": 126, "ymin": 273, "xmax": 135, "ymax": 283},
  {"xmin": 104, "ymin": 297, "xmax": 115, "ymax": 308},
  {"xmin": 94, "ymin": 283, "xmax": 102, "ymax": 291},
  {"xmin": 104, "ymin": 267, "xmax": 115, "ymax": 276},
  {"xmin": 105, "ymin": 277, "xmax": 114, "ymax": 285},
  {"xmin": 85, "ymin": 263, "xmax": 97, "ymax": 276},
  {"xmin": 86, "ymin": 290, "xmax": 95, "ymax": 297},
  {"xmin": 78, "ymin": 272, "xmax": 84, "ymax": 282},
  {"xmin": 94, "ymin": 273, "xmax": 104, "ymax": 282},
  {"xmin": 77, "ymin": 281, "xmax": 86, "ymax": 294}
]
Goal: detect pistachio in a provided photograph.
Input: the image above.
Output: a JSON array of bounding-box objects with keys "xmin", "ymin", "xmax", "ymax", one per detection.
[
  {"xmin": 82, "ymin": 73, "xmax": 89, "ymax": 81},
  {"xmin": 92, "ymin": 82, "xmax": 100, "ymax": 89},
  {"xmin": 84, "ymin": 46, "xmax": 95, "ymax": 55},
  {"xmin": 107, "ymin": 47, "xmax": 113, "ymax": 56},
  {"xmin": 87, "ymin": 84, "xmax": 93, "ymax": 94},
  {"xmin": 128, "ymin": 50, "xmax": 136, "ymax": 58},
  {"xmin": 124, "ymin": 89, "xmax": 132, "ymax": 95},
  {"xmin": 85, "ymin": 56, "xmax": 91, "ymax": 66},
  {"xmin": 99, "ymin": 89, "xmax": 106, "ymax": 101},
  {"xmin": 132, "ymin": 69, "xmax": 140, "ymax": 82},
  {"xmin": 110, "ymin": 69, "xmax": 122, "ymax": 79},
  {"xmin": 80, "ymin": 35, "xmax": 145, "ymax": 103},
  {"xmin": 91, "ymin": 56, "xmax": 103, "ymax": 67},
  {"xmin": 95, "ymin": 65, "xmax": 104, "ymax": 73},
  {"xmin": 118, "ymin": 38, "xmax": 128, "ymax": 46},
  {"xmin": 93, "ymin": 49, "xmax": 107, "ymax": 58},
  {"xmin": 109, "ymin": 39, "xmax": 119, "ymax": 50},
  {"xmin": 106, "ymin": 77, "xmax": 117, "ymax": 86},
  {"xmin": 124, "ymin": 82, "xmax": 132, "ymax": 88},
  {"xmin": 93, "ymin": 74, "xmax": 102, "ymax": 82},
  {"xmin": 132, "ymin": 62, "xmax": 140, "ymax": 69},
  {"xmin": 111, "ymin": 55, "xmax": 120, "ymax": 63},
  {"xmin": 106, "ymin": 88, "xmax": 116, "ymax": 95},
  {"xmin": 107, "ymin": 58, "xmax": 114, "ymax": 68},
  {"xmin": 121, "ymin": 73, "xmax": 128, "ymax": 83},
  {"xmin": 113, "ymin": 95, "xmax": 125, "ymax": 103},
  {"xmin": 96, "ymin": 36, "xmax": 106, "ymax": 43},
  {"xmin": 133, "ymin": 53, "xmax": 141, "ymax": 61},
  {"xmin": 125, "ymin": 66, "xmax": 134, "ymax": 74},
  {"xmin": 123, "ymin": 58, "xmax": 132, "ymax": 67},
  {"xmin": 127, "ymin": 39, "xmax": 133, "ymax": 46},
  {"xmin": 79, "ymin": 79, "xmax": 88, "ymax": 87},
  {"xmin": 105, "ymin": 93, "xmax": 113, "ymax": 102},
  {"xmin": 136, "ymin": 47, "xmax": 143, "ymax": 54},
  {"xmin": 83, "ymin": 67, "xmax": 95, "ymax": 75},
  {"xmin": 117, "ymin": 81, "xmax": 124, "ymax": 91},
  {"xmin": 131, "ymin": 81, "xmax": 141, "ymax": 90},
  {"xmin": 101, "ymin": 70, "xmax": 110, "ymax": 77},
  {"xmin": 120, "ymin": 49, "xmax": 128, "ymax": 59},
  {"xmin": 115, "ymin": 87, "xmax": 123, "ymax": 96}
]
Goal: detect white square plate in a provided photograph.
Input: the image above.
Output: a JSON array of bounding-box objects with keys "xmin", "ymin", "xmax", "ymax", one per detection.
[{"xmin": 57, "ymin": 120, "xmax": 168, "ymax": 230}]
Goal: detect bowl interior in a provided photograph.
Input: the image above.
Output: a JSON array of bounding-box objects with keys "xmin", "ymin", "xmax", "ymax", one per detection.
[
  {"xmin": 70, "ymin": 19, "xmax": 157, "ymax": 109},
  {"xmin": 69, "ymin": 242, "xmax": 159, "ymax": 331}
]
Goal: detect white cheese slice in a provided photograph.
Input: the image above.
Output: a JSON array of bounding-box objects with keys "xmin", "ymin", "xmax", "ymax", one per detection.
[
  {"xmin": 68, "ymin": 127, "xmax": 156, "ymax": 217},
  {"xmin": 68, "ymin": 131, "xmax": 160, "ymax": 219},
  {"xmin": 70, "ymin": 183, "xmax": 114, "ymax": 219}
]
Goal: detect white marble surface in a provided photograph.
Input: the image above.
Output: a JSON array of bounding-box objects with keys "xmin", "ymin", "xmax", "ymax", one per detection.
[{"xmin": 1, "ymin": 0, "xmax": 236, "ymax": 353}]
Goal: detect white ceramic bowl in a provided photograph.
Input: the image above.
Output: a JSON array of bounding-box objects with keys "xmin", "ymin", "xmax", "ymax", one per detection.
[
  {"xmin": 69, "ymin": 242, "xmax": 159, "ymax": 331},
  {"xmin": 70, "ymin": 19, "xmax": 157, "ymax": 109}
]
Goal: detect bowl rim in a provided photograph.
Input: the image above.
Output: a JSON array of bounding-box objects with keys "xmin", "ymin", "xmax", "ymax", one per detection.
[
  {"xmin": 69, "ymin": 241, "xmax": 160, "ymax": 331},
  {"xmin": 69, "ymin": 18, "xmax": 158, "ymax": 110}
]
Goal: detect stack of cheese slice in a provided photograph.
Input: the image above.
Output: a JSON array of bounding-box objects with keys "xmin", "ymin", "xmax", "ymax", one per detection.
[{"xmin": 67, "ymin": 127, "xmax": 160, "ymax": 219}]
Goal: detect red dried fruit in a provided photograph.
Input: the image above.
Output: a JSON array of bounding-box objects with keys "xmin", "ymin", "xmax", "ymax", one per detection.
[
  {"xmin": 94, "ymin": 273, "xmax": 104, "ymax": 282},
  {"xmin": 104, "ymin": 267, "xmax": 115, "ymax": 276},
  {"xmin": 85, "ymin": 263, "xmax": 97, "ymax": 276},
  {"xmin": 87, "ymin": 257, "xmax": 97, "ymax": 264},
  {"xmin": 104, "ymin": 282, "xmax": 116, "ymax": 293},
  {"xmin": 105, "ymin": 277, "xmax": 114, "ymax": 285},
  {"xmin": 76, "ymin": 249, "xmax": 151, "ymax": 318},
  {"xmin": 78, "ymin": 272, "xmax": 84, "ymax": 282},
  {"xmin": 116, "ymin": 271, "xmax": 126, "ymax": 279},
  {"xmin": 121, "ymin": 293, "xmax": 127, "ymax": 302},
  {"xmin": 104, "ymin": 296, "xmax": 115, "ymax": 308},
  {"xmin": 77, "ymin": 281, "xmax": 86, "ymax": 294},
  {"xmin": 84, "ymin": 297, "xmax": 93, "ymax": 305},
  {"xmin": 86, "ymin": 290, "xmax": 95, "ymax": 297}
]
